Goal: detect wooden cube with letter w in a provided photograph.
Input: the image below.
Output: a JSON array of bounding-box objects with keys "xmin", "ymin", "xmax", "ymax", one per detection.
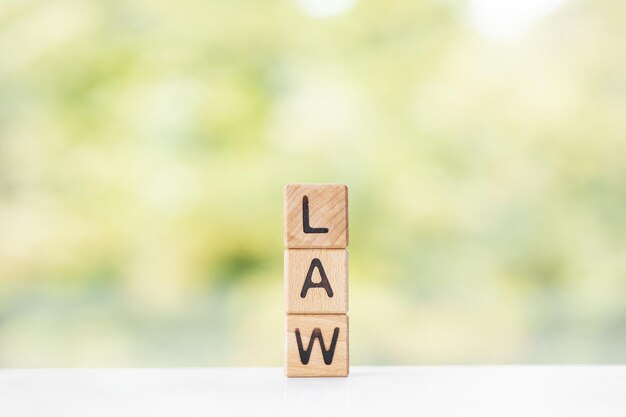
[
  {"xmin": 284, "ymin": 184, "xmax": 349, "ymax": 377},
  {"xmin": 285, "ymin": 315, "xmax": 348, "ymax": 377}
]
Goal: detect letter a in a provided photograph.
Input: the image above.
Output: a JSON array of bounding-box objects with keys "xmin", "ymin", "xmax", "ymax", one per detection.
[
  {"xmin": 295, "ymin": 327, "xmax": 340, "ymax": 365},
  {"xmin": 300, "ymin": 258, "xmax": 334, "ymax": 298},
  {"xmin": 302, "ymin": 196, "xmax": 329, "ymax": 234}
]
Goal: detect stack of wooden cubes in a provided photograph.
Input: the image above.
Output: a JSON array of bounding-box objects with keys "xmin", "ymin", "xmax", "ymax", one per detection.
[{"xmin": 284, "ymin": 184, "xmax": 349, "ymax": 377}]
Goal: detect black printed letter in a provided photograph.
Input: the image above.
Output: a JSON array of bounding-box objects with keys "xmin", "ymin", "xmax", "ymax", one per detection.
[
  {"xmin": 302, "ymin": 196, "xmax": 329, "ymax": 234},
  {"xmin": 295, "ymin": 327, "xmax": 340, "ymax": 365},
  {"xmin": 300, "ymin": 258, "xmax": 334, "ymax": 298}
]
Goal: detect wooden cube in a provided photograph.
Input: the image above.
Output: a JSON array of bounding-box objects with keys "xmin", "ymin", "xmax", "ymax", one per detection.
[
  {"xmin": 284, "ymin": 184, "xmax": 348, "ymax": 249},
  {"xmin": 285, "ymin": 249, "xmax": 348, "ymax": 314},
  {"xmin": 285, "ymin": 314, "xmax": 349, "ymax": 377}
]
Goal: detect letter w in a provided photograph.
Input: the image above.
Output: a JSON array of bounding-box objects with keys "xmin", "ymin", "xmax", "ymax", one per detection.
[{"xmin": 295, "ymin": 327, "xmax": 340, "ymax": 365}]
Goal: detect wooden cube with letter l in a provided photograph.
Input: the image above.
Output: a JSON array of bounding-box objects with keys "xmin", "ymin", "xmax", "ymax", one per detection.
[{"xmin": 284, "ymin": 184, "xmax": 348, "ymax": 249}]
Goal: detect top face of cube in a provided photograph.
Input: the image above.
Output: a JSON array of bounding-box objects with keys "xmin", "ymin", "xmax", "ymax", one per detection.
[{"xmin": 284, "ymin": 184, "xmax": 348, "ymax": 248}]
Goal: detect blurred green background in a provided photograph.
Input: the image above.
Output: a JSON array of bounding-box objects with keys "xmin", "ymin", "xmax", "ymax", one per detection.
[{"xmin": 1, "ymin": 0, "xmax": 625, "ymax": 367}]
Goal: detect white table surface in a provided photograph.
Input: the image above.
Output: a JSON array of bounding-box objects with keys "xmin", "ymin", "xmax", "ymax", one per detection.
[{"xmin": 1, "ymin": 366, "xmax": 624, "ymax": 416}]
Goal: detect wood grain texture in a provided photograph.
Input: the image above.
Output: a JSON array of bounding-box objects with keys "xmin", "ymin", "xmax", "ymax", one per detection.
[
  {"xmin": 284, "ymin": 184, "xmax": 348, "ymax": 249},
  {"xmin": 285, "ymin": 249, "xmax": 348, "ymax": 314},
  {"xmin": 285, "ymin": 314, "xmax": 349, "ymax": 377}
]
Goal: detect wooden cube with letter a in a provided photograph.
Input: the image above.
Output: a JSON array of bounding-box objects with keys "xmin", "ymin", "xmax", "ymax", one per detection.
[
  {"xmin": 285, "ymin": 249, "xmax": 348, "ymax": 314},
  {"xmin": 285, "ymin": 314, "xmax": 349, "ymax": 377},
  {"xmin": 284, "ymin": 184, "xmax": 348, "ymax": 249}
]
